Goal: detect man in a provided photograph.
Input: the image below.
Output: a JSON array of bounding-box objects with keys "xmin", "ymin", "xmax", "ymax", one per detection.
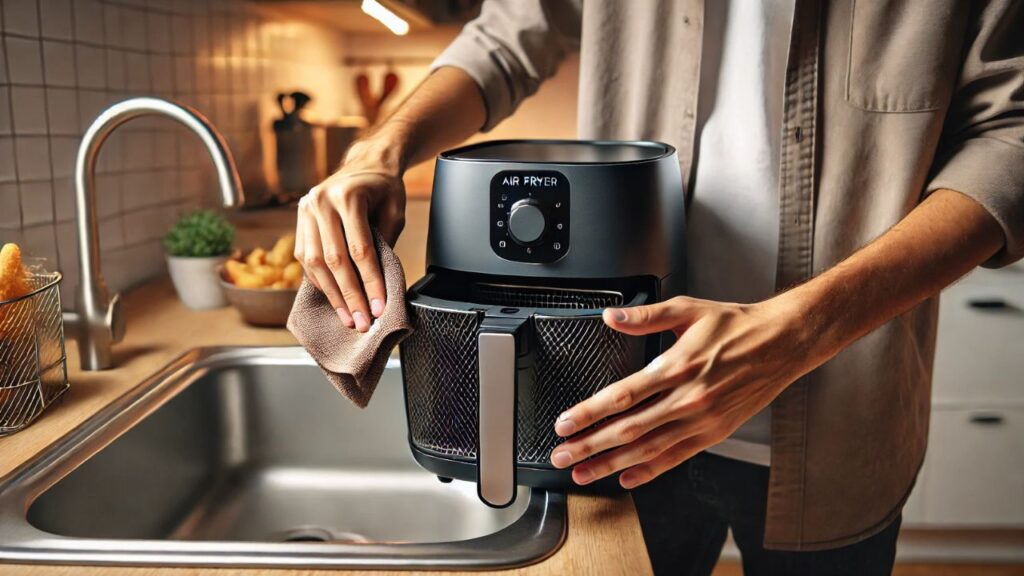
[{"xmin": 294, "ymin": 1, "xmax": 1023, "ymax": 574}]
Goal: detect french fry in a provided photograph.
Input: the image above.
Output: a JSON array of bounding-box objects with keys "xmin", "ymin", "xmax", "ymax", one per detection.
[
  {"xmin": 245, "ymin": 247, "xmax": 267, "ymax": 268},
  {"xmin": 224, "ymin": 259, "xmax": 246, "ymax": 283},
  {"xmin": 282, "ymin": 261, "xmax": 303, "ymax": 284},
  {"xmin": 253, "ymin": 264, "xmax": 282, "ymax": 285},
  {"xmin": 0, "ymin": 243, "xmax": 30, "ymax": 302},
  {"xmin": 267, "ymin": 233, "xmax": 296, "ymax": 267},
  {"xmin": 224, "ymin": 234, "xmax": 302, "ymax": 290},
  {"xmin": 225, "ymin": 259, "xmax": 266, "ymax": 289}
]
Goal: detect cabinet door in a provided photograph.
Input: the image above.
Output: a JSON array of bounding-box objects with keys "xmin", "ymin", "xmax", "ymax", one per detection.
[
  {"xmin": 922, "ymin": 408, "xmax": 1024, "ymax": 527},
  {"xmin": 901, "ymin": 458, "xmax": 929, "ymax": 527},
  {"xmin": 933, "ymin": 275, "xmax": 1024, "ymax": 403}
]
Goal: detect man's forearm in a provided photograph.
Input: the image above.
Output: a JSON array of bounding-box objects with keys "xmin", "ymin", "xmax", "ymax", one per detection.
[
  {"xmin": 354, "ymin": 66, "xmax": 487, "ymax": 173},
  {"xmin": 783, "ymin": 188, "xmax": 1005, "ymax": 363}
]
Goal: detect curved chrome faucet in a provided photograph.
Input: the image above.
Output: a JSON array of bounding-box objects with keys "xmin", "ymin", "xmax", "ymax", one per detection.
[{"xmin": 63, "ymin": 97, "xmax": 245, "ymax": 370}]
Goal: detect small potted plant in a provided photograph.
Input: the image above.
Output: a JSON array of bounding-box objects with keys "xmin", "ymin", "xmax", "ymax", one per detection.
[{"xmin": 164, "ymin": 211, "xmax": 235, "ymax": 310}]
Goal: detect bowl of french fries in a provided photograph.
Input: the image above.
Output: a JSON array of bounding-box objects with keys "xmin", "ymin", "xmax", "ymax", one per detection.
[{"xmin": 218, "ymin": 233, "xmax": 303, "ymax": 327}]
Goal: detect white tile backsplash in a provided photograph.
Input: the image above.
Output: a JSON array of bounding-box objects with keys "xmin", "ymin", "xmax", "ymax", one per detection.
[
  {"xmin": 5, "ymin": 36, "xmax": 44, "ymax": 84},
  {"xmin": 44, "ymin": 86, "xmax": 78, "ymax": 135},
  {"xmin": 98, "ymin": 213, "xmax": 124, "ymax": 250},
  {"xmin": 120, "ymin": 130, "xmax": 153, "ymax": 171},
  {"xmin": 191, "ymin": 10, "xmax": 208, "ymax": 55},
  {"xmin": 2, "ymin": 0, "xmax": 40, "ymax": 37},
  {"xmin": 123, "ymin": 50, "xmax": 149, "ymax": 92},
  {"xmin": 51, "ymin": 174, "xmax": 71, "ymax": 220},
  {"xmin": 14, "ymin": 135, "xmax": 51, "ymax": 180},
  {"xmin": 0, "ymin": 41, "xmax": 7, "ymax": 84},
  {"xmin": 172, "ymin": 55, "xmax": 192, "ymax": 93},
  {"xmin": 75, "ymin": 44, "xmax": 106, "ymax": 90},
  {"xmin": 170, "ymin": 13, "xmax": 189, "ymax": 55},
  {"xmin": 120, "ymin": 170, "xmax": 155, "ymax": 210},
  {"xmin": 101, "ymin": 2, "xmax": 122, "ymax": 48},
  {"xmin": 19, "ymin": 178, "xmax": 52, "ymax": 225},
  {"xmin": 120, "ymin": 7, "xmax": 145, "ymax": 51},
  {"xmin": 103, "ymin": 239, "xmax": 164, "ymax": 293},
  {"xmin": 48, "ymin": 134, "xmax": 76, "ymax": 178},
  {"xmin": 0, "ymin": 87, "xmax": 9, "ymax": 135},
  {"xmin": 75, "ymin": 88, "xmax": 107, "ymax": 132},
  {"xmin": 72, "ymin": 0, "xmax": 105, "ymax": 45},
  {"xmin": 38, "ymin": 0, "xmax": 72, "ymax": 40},
  {"xmin": 10, "ymin": 86, "xmax": 47, "ymax": 135},
  {"xmin": 145, "ymin": 10, "xmax": 170, "ymax": 53},
  {"xmin": 105, "ymin": 48, "xmax": 125, "ymax": 90},
  {"xmin": 149, "ymin": 53, "xmax": 172, "ymax": 93},
  {"xmin": 153, "ymin": 130, "xmax": 175, "ymax": 167},
  {"xmin": 94, "ymin": 171, "xmax": 120, "ymax": 217},
  {"xmin": 0, "ymin": 136, "xmax": 16, "ymax": 183},
  {"xmin": 41, "ymin": 40, "xmax": 76, "ymax": 87},
  {"xmin": 20, "ymin": 222, "xmax": 58, "ymax": 264},
  {"xmin": 123, "ymin": 204, "xmax": 162, "ymax": 243},
  {"xmin": 3, "ymin": 0, "xmax": 352, "ymax": 310},
  {"xmin": 0, "ymin": 181, "xmax": 20, "ymax": 228}
]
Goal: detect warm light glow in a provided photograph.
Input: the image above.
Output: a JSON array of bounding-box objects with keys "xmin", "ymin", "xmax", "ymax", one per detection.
[{"xmin": 361, "ymin": 0, "xmax": 410, "ymax": 36}]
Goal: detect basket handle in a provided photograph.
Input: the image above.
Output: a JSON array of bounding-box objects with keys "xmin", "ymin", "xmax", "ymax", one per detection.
[{"xmin": 476, "ymin": 316, "xmax": 525, "ymax": 508}]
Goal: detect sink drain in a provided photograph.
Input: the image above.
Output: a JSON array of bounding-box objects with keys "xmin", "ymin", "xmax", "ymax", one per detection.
[{"xmin": 275, "ymin": 526, "xmax": 369, "ymax": 543}]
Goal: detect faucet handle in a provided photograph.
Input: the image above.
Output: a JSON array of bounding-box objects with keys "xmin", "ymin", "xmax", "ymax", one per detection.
[{"xmin": 107, "ymin": 292, "xmax": 126, "ymax": 344}]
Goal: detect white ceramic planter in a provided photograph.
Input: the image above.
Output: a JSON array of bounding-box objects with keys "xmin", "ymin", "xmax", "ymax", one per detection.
[{"xmin": 166, "ymin": 254, "xmax": 228, "ymax": 310}]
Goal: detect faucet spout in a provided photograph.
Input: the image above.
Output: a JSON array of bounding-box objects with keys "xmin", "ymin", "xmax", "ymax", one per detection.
[{"xmin": 65, "ymin": 97, "xmax": 245, "ymax": 371}]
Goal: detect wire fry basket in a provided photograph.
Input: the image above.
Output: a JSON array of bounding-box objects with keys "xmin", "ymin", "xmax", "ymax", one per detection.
[{"xmin": 0, "ymin": 271, "xmax": 68, "ymax": 436}]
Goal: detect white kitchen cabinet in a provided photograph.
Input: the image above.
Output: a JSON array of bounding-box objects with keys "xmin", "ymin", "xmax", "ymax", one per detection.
[
  {"xmin": 916, "ymin": 407, "xmax": 1024, "ymax": 527},
  {"xmin": 931, "ymin": 271, "xmax": 1024, "ymax": 404},
  {"xmin": 905, "ymin": 264, "xmax": 1024, "ymax": 529}
]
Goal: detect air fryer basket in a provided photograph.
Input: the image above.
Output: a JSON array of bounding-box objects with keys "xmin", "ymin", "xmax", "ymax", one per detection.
[{"xmin": 400, "ymin": 274, "xmax": 648, "ymax": 467}]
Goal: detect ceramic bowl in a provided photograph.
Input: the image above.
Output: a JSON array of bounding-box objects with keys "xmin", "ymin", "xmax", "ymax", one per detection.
[{"xmin": 217, "ymin": 265, "xmax": 298, "ymax": 327}]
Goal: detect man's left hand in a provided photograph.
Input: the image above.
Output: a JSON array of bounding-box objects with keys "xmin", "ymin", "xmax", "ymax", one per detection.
[{"xmin": 549, "ymin": 295, "xmax": 820, "ymax": 489}]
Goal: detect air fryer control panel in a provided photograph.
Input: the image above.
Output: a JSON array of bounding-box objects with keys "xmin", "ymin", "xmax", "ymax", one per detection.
[{"xmin": 489, "ymin": 170, "xmax": 569, "ymax": 263}]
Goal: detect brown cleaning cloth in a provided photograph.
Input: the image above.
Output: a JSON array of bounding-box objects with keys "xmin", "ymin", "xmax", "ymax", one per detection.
[{"xmin": 287, "ymin": 232, "xmax": 413, "ymax": 408}]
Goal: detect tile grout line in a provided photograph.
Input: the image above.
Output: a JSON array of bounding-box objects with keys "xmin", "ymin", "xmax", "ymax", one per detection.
[
  {"xmin": 37, "ymin": 0, "xmax": 69, "ymax": 273},
  {"xmin": 1, "ymin": 3, "xmax": 26, "ymax": 232}
]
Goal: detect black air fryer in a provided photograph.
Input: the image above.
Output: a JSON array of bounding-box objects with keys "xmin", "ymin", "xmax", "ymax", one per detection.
[{"xmin": 399, "ymin": 140, "xmax": 686, "ymax": 507}]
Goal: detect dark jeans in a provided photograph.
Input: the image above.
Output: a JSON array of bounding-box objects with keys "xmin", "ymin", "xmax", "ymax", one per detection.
[{"xmin": 631, "ymin": 452, "xmax": 901, "ymax": 576}]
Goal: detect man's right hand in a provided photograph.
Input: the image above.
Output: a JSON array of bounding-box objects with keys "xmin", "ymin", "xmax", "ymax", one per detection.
[
  {"xmin": 293, "ymin": 67, "xmax": 487, "ymax": 332},
  {"xmin": 295, "ymin": 136, "xmax": 407, "ymax": 332}
]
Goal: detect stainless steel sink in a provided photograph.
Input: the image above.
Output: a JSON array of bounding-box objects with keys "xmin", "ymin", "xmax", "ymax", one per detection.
[{"xmin": 0, "ymin": 347, "xmax": 565, "ymax": 569}]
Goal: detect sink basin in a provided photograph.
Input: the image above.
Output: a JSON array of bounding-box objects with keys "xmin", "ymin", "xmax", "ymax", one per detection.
[{"xmin": 0, "ymin": 347, "xmax": 565, "ymax": 569}]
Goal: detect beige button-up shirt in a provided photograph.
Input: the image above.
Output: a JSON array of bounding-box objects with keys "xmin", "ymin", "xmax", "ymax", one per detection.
[{"xmin": 434, "ymin": 0, "xmax": 1024, "ymax": 550}]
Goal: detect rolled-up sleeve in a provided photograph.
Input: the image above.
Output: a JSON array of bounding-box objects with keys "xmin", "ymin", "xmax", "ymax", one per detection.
[
  {"xmin": 431, "ymin": 0, "xmax": 581, "ymax": 131},
  {"xmin": 926, "ymin": 0, "xmax": 1024, "ymax": 267}
]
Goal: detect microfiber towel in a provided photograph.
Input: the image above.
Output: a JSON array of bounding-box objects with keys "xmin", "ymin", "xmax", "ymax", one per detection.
[{"xmin": 287, "ymin": 231, "xmax": 413, "ymax": 408}]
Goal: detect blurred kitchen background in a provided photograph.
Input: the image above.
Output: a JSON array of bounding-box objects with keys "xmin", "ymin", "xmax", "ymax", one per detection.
[
  {"xmin": 0, "ymin": 0, "xmax": 1021, "ymax": 569},
  {"xmin": 0, "ymin": 0, "xmax": 578, "ymax": 309}
]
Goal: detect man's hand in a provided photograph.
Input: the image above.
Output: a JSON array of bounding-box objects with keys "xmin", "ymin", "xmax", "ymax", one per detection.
[
  {"xmin": 549, "ymin": 295, "xmax": 818, "ymax": 489},
  {"xmin": 293, "ymin": 67, "xmax": 486, "ymax": 332},
  {"xmin": 296, "ymin": 136, "xmax": 407, "ymax": 332},
  {"xmin": 549, "ymin": 188, "xmax": 1005, "ymax": 490}
]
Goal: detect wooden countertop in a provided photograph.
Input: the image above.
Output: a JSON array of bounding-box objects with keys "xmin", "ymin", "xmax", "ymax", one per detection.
[{"xmin": 0, "ymin": 278, "xmax": 652, "ymax": 576}]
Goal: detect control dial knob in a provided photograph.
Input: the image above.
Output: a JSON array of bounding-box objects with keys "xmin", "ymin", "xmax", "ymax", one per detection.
[{"xmin": 507, "ymin": 199, "xmax": 547, "ymax": 245}]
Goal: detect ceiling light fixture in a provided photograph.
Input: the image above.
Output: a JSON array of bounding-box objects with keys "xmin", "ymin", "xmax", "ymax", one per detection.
[{"xmin": 361, "ymin": 0, "xmax": 410, "ymax": 36}]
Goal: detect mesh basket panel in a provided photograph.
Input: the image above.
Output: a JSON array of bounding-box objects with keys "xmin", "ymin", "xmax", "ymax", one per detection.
[
  {"xmin": 402, "ymin": 305, "xmax": 482, "ymax": 458},
  {"xmin": 516, "ymin": 316, "xmax": 642, "ymax": 462},
  {"xmin": 0, "ymin": 272, "xmax": 68, "ymax": 435},
  {"xmin": 470, "ymin": 283, "xmax": 623, "ymax": 309},
  {"xmin": 401, "ymin": 286, "xmax": 646, "ymax": 465}
]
